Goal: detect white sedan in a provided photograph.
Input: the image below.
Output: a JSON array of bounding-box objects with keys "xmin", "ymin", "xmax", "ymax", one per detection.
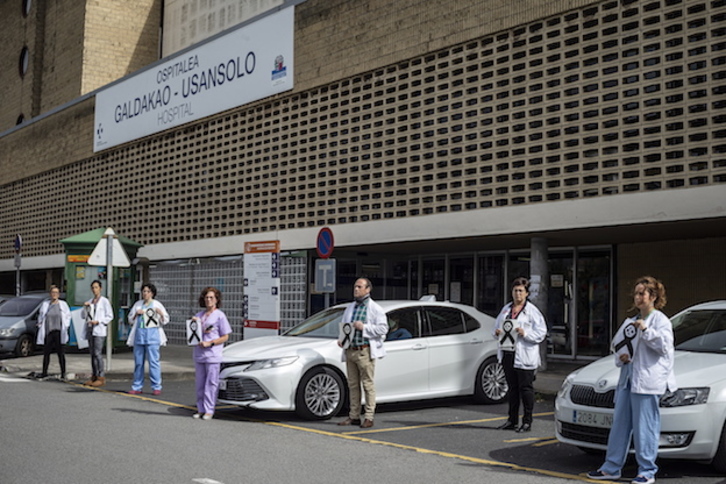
[
  {"xmin": 555, "ymin": 300, "xmax": 726, "ymax": 472},
  {"xmin": 219, "ymin": 298, "xmax": 507, "ymax": 420}
]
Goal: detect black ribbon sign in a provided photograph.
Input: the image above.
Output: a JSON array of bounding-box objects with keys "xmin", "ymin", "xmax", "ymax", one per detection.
[
  {"xmin": 85, "ymin": 304, "xmax": 96, "ymax": 323},
  {"xmin": 144, "ymin": 307, "xmax": 160, "ymax": 328},
  {"xmin": 500, "ymin": 319, "xmax": 516, "ymax": 348},
  {"xmin": 614, "ymin": 323, "xmax": 638, "ymax": 358},
  {"xmin": 188, "ymin": 320, "xmax": 201, "ymax": 345},
  {"xmin": 340, "ymin": 322, "xmax": 352, "ymax": 349}
]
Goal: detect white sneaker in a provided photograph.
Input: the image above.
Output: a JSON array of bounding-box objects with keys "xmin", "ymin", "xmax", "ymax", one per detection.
[
  {"xmin": 202, "ymin": 413, "xmax": 213, "ymax": 420},
  {"xmin": 192, "ymin": 413, "xmax": 202, "ymax": 419}
]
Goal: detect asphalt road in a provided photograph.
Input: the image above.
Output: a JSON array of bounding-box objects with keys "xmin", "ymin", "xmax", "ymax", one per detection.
[{"xmin": 3, "ymin": 374, "xmax": 725, "ymax": 484}]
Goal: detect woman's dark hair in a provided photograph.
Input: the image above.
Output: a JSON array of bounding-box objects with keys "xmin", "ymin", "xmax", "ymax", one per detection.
[
  {"xmin": 198, "ymin": 287, "xmax": 222, "ymax": 308},
  {"xmin": 141, "ymin": 283, "xmax": 157, "ymax": 298},
  {"xmin": 511, "ymin": 277, "xmax": 530, "ymax": 292},
  {"xmin": 91, "ymin": 280, "xmax": 102, "ymax": 288}
]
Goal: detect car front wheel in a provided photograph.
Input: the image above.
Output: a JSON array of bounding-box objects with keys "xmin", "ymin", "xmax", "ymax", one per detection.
[
  {"xmin": 14, "ymin": 334, "xmax": 34, "ymax": 358},
  {"xmin": 473, "ymin": 357, "xmax": 508, "ymax": 404},
  {"xmin": 295, "ymin": 367, "xmax": 346, "ymax": 420}
]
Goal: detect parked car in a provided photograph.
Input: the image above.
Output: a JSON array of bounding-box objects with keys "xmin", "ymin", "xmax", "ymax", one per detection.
[
  {"xmin": 219, "ymin": 298, "xmax": 506, "ymax": 420},
  {"xmin": 0, "ymin": 293, "xmax": 48, "ymax": 357},
  {"xmin": 555, "ymin": 300, "xmax": 726, "ymax": 472}
]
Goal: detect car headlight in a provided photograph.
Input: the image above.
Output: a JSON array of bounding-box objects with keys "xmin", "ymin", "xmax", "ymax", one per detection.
[
  {"xmin": 244, "ymin": 356, "xmax": 299, "ymax": 371},
  {"xmin": 660, "ymin": 387, "xmax": 710, "ymax": 407},
  {"xmin": 0, "ymin": 327, "xmax": 18, "ymax": 337},
  {"xmin": 557, "ymin": 370, "xmax": 579, "ymax": 400}
]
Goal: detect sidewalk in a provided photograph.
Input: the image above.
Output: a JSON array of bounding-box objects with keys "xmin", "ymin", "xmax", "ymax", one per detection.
[
  {"xmin": 0, "ymin": 345, "xmax": 196, "ymax": 383},
  {"xmin": 0, "ymin": 345, "xmax": 582, "ymax": 396}
]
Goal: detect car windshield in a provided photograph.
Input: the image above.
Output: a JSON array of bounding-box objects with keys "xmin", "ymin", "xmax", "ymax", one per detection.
[
  {"xmin": 673, "ymin": 309, "xmax": 726, "ymax": 353},
  {"xmin": 0, "ymin": 298, "xmax": 42, "ymax": 317},
  {"xmin": 283, "ymin": 307, "xmax": 345, "ymax": 338}
]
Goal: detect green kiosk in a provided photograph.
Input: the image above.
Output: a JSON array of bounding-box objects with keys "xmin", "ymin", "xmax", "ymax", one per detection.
[{"xmin": 60, "ymin": 228, "xmax": 143, "ymax": 348}]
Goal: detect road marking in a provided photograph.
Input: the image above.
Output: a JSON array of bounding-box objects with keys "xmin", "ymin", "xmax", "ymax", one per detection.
[
  {"xmin": 344, "ymin": 411, "xmax": 554, "ymax": 435},
  {"xmin": 263, "ymin": 419, "xmax": 602, "ymax": 483},
  {"xmin": 504, "ymin": 436, "xmax": 550, "ymax": 443},
  {"xmin": 192, "ymin": 479, "xmax": 226, "ymax": 484},
  {"xmin": 0, "ymin": 374, "xmax": 31, "ymax": 382},
  {"xmin": 533, "ymin": 438, "xmax": 560, "ymax": 447}
]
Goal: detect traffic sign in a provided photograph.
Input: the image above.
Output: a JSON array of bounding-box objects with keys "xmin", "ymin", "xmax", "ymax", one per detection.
[
  {"xmin": 316, "ymin": 227, "xmax": 334, "ymax": 259},
  {"xmin": 315, "ymin": 258, "xmax": 336, "ymax": 293}
]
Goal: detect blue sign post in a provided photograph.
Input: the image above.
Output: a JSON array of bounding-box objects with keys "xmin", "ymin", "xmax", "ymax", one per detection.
[{"xmin": 315, "ymin": 228, "xmax": 335, "ymax": 308}]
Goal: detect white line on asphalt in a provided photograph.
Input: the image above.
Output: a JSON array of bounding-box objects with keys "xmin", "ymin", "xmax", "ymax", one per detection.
[{"xmin": 0, "ymin": 375, "xmax": 30, "ymax": 382}]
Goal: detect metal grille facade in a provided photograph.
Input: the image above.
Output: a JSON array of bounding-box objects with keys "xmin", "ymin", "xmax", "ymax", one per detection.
[{"xmin": 148, "ymin": 254, "xmax": 307, "ymax": 344}]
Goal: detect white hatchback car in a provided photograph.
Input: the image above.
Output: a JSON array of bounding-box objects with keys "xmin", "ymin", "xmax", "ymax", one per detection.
[
  {"xmin": 219, "ymin": 298, "xmax": 507, "ymax": 420},
  {"xmin": 555, "ymin": 300, "xmax": 726, "ymax": 472}
]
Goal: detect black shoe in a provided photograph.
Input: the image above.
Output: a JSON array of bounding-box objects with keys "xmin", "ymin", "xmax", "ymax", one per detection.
[
  {"xmin": 516, "ymin": 423, "xmax": 532, "ymax": 433},
  {"xmin": 498, "ymin": 421, "xmax": 517, "ymax": 430}
]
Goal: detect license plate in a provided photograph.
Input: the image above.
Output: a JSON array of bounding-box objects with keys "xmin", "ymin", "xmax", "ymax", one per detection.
[
  {"xmin": 219, "ymin": 379, "xmax": 227, "ymax": 391},
  {"xmin": 573, "ymin": 410, "xmax": 613, "ymax": 428}
]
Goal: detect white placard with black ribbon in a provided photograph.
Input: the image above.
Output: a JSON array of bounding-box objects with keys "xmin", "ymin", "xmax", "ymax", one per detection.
[
  {"xmin": 338, "ymin": 322, "xmax": 353, "ymax": 349},
  {"xmin": 612, "ymin": 319, "xmax": 640, "ymax": 359},
  {"xmin": 186, "ymin": 319, "xmax": 202, "ymax": 346},
  {"xmin": 498, "ymin": 318, "xmax": 518, "ymax": 351},
  {"xmin": 143, "ymin": 307, "xmax": 160, "ymax": 328}
]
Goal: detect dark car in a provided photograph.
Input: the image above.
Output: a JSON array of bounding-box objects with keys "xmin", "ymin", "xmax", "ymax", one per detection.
[{"xmin": 0, "ymin": 293, "xmax": 48, "ymax": 357}]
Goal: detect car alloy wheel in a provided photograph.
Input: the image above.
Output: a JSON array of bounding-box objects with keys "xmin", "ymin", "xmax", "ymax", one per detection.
[
  {"xmin": 295, "ymin": 367, "xmax": 345, "ymax": 420},
  {"xmin": 474, "ymin": 357, "xmax": 508, "ymax": 404}
]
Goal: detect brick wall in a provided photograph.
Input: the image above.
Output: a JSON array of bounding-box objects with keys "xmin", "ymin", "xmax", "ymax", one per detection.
[
  {"xmin": 82, "ymin": 0, "xmax": 162, "ymax": 94},
  {"xmin": 0, "ymin": 0, "xmax": 161, "ymax": 131},
  {"xmin": 294, "ymin": 0, "xmax": 601, "ymax": 91}
]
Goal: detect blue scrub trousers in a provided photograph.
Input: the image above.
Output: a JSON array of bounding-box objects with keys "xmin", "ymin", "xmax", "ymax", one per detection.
[
  {"xmin": 599, "ymin": 378, "xmax": 661, "ymax": 479},
  {"xmin": 132, "ymin": 343, "xmax": 162, "ymax": 391}
]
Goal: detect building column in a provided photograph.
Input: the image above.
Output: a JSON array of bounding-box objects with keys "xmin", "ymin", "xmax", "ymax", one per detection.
[{"xmin": 530, "ymin": 237, "xmax": 548, "ymax": 370}]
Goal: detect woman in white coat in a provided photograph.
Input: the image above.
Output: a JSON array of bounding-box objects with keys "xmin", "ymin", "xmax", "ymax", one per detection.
[
  {"xmin": 588, "ymin": 276, "xmax": 676, "ymax": 484},
  {"xmin": 493, "ymin": 277, "xmax": 547, "ymax": 433},
  {"xmin": 36, "ymin": 285, "xmax": 71, "ymax": 379}
]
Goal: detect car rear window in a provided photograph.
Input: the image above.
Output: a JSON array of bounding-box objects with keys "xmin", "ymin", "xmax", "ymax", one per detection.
[{"xmin": 423, "ymin": 306, "xmax": 465, "ymax": 336}]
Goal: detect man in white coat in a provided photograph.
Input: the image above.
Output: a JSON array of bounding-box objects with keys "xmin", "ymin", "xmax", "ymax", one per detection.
[{"xmin": 337, "ymin": 278, "xmax": 388, "ymax": 428}]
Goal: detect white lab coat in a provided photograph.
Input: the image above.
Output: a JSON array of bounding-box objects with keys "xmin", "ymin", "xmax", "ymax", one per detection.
[
  {"xmin": 36, "ymin": 300, "xmax": 71, "ymax": 345},
  {"xmin": 82, "ymin": 296, "xmax": 114, "ymax": 338},
  {"xmin": 340, "ymin": 298, "xmax": 388, "ymax": 361}
]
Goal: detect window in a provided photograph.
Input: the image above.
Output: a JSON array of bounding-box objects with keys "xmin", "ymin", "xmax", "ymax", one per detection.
[
  {"xmin": 386, "ymin": 308, "xmax": 420, "ymax": 340},
  {"xmin": 19, "ymin": 46, "xmax": 29, "ymax": 78},
  {"xmin": 423, "ymin": 307, "xmax": 467, "ymax": 336}
]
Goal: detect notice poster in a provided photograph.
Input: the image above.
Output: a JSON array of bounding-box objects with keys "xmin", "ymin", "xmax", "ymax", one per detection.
[{"xmin": 243, "ymin": 240, "xmax": 281, "ymax": 339}]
